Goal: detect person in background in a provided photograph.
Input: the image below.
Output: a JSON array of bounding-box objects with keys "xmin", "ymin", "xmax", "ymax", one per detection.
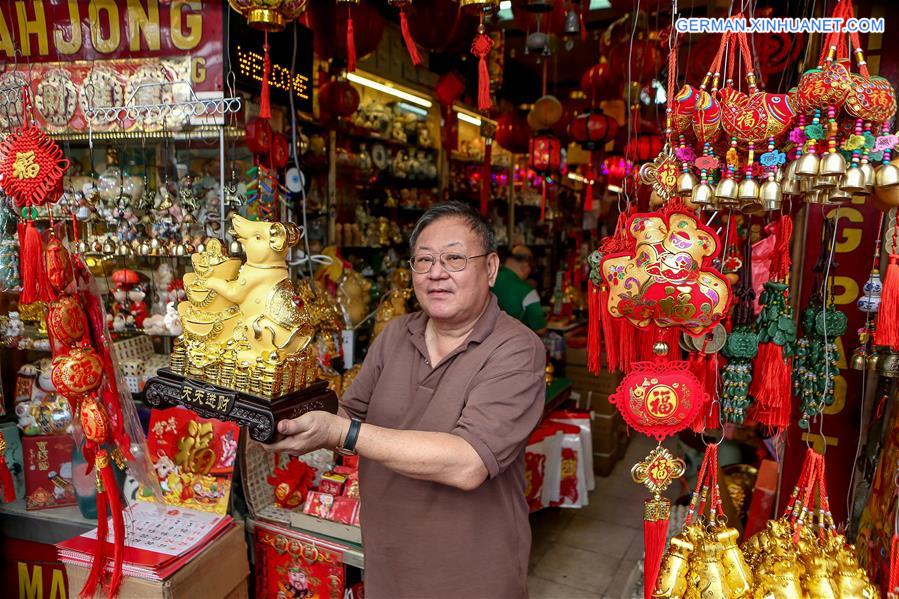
[{"xmin": 492, "ymin": 244, "xmax": 548, "ymax": 335}]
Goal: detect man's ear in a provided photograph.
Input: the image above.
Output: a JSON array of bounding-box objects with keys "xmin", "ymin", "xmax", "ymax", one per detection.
[{"xmin": 486, "ymin": 252, "xmax": 500, "ymax": 286}]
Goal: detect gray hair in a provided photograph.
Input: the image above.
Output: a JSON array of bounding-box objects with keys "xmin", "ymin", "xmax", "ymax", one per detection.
[{"xmin": 409, "ymin": 201, "xmax": 497, "ymax": 254}]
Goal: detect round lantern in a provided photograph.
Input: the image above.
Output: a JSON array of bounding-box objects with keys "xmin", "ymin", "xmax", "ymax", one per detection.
[
  {"xmin": 529, "ymin": 133, "xmax": 562, "ymax": 173},
  {"xmin": 406, "ymin": 0, "xmax": 465, "ymax": 51},
  {"xmin": 228, "ymin": 0, "xmax": 308, "ymax": 32},
  {"xmin": 304, "ymin": 0, "xmax": 384, "ymax": 67},
  {"xmin": 626, "ymin": 134, "xmax": 664, "ymax": 163},
  {"xmin": 608, "ymin": 38, "xmax": 662, "ymax": 85},
  {"xmin": 318, "ymin": 79, "xmax": 360, "ymax": 118},
  {"xmin": 580, "ymin": 60, "xmax": 621, "ymax": 105},
  {"xmin": 496, "ymin": 110, "xmax": 530, "ymax": 154},
  {"xmin": 246, "ymin": 118, "xmax": 273, "ymax": 154},
  {"xmin": 570, "ymin": 110, "xmax": 619, "ymax": 151},
  {"xmin": 527, "ymin": 95, "xmax": 563, "ymax": 132}
]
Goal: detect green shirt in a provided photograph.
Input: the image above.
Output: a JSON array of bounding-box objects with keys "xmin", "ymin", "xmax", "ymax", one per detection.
[{"xmin": 492, "ymin": 266, "xmax": 547, "ymax": 331}]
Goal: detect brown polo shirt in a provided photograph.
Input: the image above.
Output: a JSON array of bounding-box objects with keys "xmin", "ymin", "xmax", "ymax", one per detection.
[{"xmin": 341, "ymin": 294, "xmax": 546, "ymax": 598}]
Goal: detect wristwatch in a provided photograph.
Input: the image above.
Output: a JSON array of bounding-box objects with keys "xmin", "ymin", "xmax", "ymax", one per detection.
[{"xmin": 335, "ymin": 418, "xmax": 362, "ymax": 456}]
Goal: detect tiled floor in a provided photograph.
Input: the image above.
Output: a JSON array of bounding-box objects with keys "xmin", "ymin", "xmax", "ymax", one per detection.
[{"xmin": 527, "ymin": 435, "xmax": 665, "ymax": 598}]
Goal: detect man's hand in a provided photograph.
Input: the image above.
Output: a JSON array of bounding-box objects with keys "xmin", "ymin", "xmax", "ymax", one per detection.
[{"xmin": 264, "ymin": 411, "xmax": 345, "ymax": 455}]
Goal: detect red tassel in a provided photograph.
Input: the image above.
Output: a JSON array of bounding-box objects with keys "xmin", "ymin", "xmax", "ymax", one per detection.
[
  {"xmin": 579, "ymin": 10, "xmax": 587, "ymax": 42},
  {"xmin": 260, "ymin": 38, "xmax": 272, "ymax": 120},
  {"xmin": 80, "ymin": 482, "xmax": 108, "ymax": 599},
  {"xmin": 346, "ymin": 12, "xmax": 357, "ymax": 73},
  {"xmin": 98, "ymin": 457, "xmax": 125, "ymax": 599},
  {"xmin": 399, "ymin": 10, "xmax": 422, "ymax": 66},
  {"xmin": 642, "ymin": 503, "xmax": 669, "ymax": 599},
  {"xmin": 584, "ymin": 179, "xmax": 593, "ymax": 212},
  {"xmin": 470, "ymin": 22, "xmax": 494, "ymax": 113},
  {"xmin": 889, "ymin": 534, "xmax": 899, "ymax": 595},
  {"xmin": 587, "ymin": 282, "xmax": 602, "ymax": 374},
  {"xmin": 748, "ymin": 343, "xmax": 792, "ymax": 430},
  {"xmin": 19, "ymin": 219, "xmax": 46, "ymax": 305},
  {"xmin": 875, "ymin": 254, "xmax": 899, "ymax": 349},
  {"xmin": 618, "ymin": 320, "xmax": 637, "ymax": 371},
  {"xmin": 599, "ymin": 284, "xmax": 619, "ymax": 371},
  {"xmin": 480, "ymin": 141, "xmax": 492, "ymax": 216},
  {"xmin": 540, "ymin": 179, "xmax": 547, "ymax": 221}
]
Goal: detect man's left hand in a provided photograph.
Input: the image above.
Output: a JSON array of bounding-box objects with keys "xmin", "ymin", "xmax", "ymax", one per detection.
[{"xmin": 264, "ymin": 411, "xmax": 345, "ymax": 455}]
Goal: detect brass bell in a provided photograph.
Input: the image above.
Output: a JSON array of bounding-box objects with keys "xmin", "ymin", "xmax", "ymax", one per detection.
[
  {"xmin": 806, "ymin": 190, "xmax": 824, "ymax": 204},
  {"xmin": 814, "ymin": 175, "xmax": 838, "ymax": 190},
  {"xmin": 840, "ymin": 166, "xmax": 867, "ymax": 194},
  {"xmin": 875, "ymin": 162, "xmax": 899, "ymax": 188},
  {"xmin": 737, "ymin": 178, "xmax": 760, "ymax": 201},
  {"xmin": 195, "ymin": 243, "xmax": 206, "ymax": 254},
  {"xmin": 690, "ymin": 182, "xmax": 714, "ymax": 207},
  {"xmin": 850, "ymin": 349, "xmax": 868, "ymax": 371},
  {"xmin": 861, "ymin": 161, "xmax": 875, "ymax": 191},
  {"xmin": 795, "ymin": 152, "xmax": 821, "ymax": 178},
  {"xmin": 677, "ymin": 171, "xmax": 699, "ymax": 197},
  {"xmin": 782, "ymin": 176, "xmax": 802, "ymax": 197},
  {"xmin": 784, "ymin": 159, "xmax": 798, "ymax": 180},
  {"xmin": 173, "ymin": 243, "xmax": 187, "ymax": 257},
  {"xmin": 116, "ymin": 244, "xmax": 132, "ymax": 257},
  {"xmin": 102, "ymin": 239, "xmax": 116, "ymax": 255},
  {"xmin": 760, "ymin": 179, "xmax": 783, "ymax": 211},
  {"xmin": 829, "ymin": 185, "xmax": 852, "ymax": 204},
  {"xmin": 867, "ymin": 352, "xmax": 880, "ymax": 371},
  {"xmin": 715, "ymin": 177, "xmax": 739, "ymax": 206},
  {"xmin": 818, "ymin": 151, "xmax": 847, "ymax": 177},
  {"xmin": 229, "ymin": 239, "xmax": 243, "ymax": 255},
  {"xmin": 875, "ymin": 351, "xmax": 899, "ymax": 378},
  {"xmin": 138, "ymin": 241, "xmax": 151, "ymax": 256},
  {"xmin": 73, "ymin": 240, "xmax": 89, "ymax": 254}
]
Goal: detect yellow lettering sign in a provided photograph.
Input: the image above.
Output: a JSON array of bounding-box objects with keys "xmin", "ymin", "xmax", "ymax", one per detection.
[
  {"xmin": 50, "ymin": 568, "xmax": 66, "ymax": 599},
  {"xmin": 828, "ymin": 207, "xmax": 863, "ymax": 253},
  {"xmin": 191, "ymin": 56, "xmax": 206, "ymax": 84},
  {"xmin": 15, "ymin": 0, "xmax": 48, "ymax": 57},
  {"xmin": 53, "ymin": 1, "xmax": 82, "ymax": 55},
  {"xmin": 171, "ymin": 0, "xmax": 202, "ymax": 51},
  {"xmin": 18, "ymin": 562, "xmax": 42, "ymax": 599},
  {"xmin": 89, "ymin": 0, "xmax": 121, "ymax": 54},
  {"xmin": 0, "ymin": 10, "xmax": 12, "ymax": 58},
  {"xmin": 831, "ymin": 275, "xmax": 859, "ymax": 306},
  {"xmin": 824, "ymin": 374, "xmax": 847, "ymax": 415},
  {"xmin": 127, "ymin": 0, "xmax": 161, "ymax": 52}
]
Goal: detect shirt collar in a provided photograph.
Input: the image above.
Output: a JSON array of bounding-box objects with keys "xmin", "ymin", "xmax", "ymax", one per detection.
[{"xmin": 406, "ymin": 294, "xmax": 501, "ymax": 355}]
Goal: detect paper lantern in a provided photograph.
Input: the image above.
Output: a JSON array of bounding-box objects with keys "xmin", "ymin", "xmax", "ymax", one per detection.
[
  {"xmin": 626, "ymin": 134, "xmax": 664, "ymax": 163},
  {"xmin": 580, "ymin": 60, "xmax": 620, "ymax": 105},
  {"xmin": 570, "ymin": 110, "xmax": 619, "ymax": 151},
  {"xmin": 529, "ymin": 133, "xmax": 562, "ymax": 173},
  {"xmin": 600, "ymin": 210, "xmax": 731, "ymax": 335},
  {"xmin": 496, "ymin": 111, "xmax": 530, "ymax": 154},
  {"xmin": 228, "ymin": 0, "xmax": 308, "ymax": 32},
  {"xmin": 304, "ymin": 0, "xmax": 384, "ymax": 67},
  {"xmin": 527, "ymin": 95, "xmax": 563, "ymax": 132},
  {"xmin": 245, "ymin": 118, "xmax": 273, "ymax": 154},
  {"xmin": 318, "ymin": 79, "xmax": 360, "ymax": 118}
]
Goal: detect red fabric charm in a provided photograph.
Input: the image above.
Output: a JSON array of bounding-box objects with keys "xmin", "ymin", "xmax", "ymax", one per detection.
[
  {"xmin": 398, "ymin": 8, "xmax": 422, "ymax": 66},
  {"xmin": 260, "ymin": 36, "xmax": 272, "ymax": 120},
  {"xmin": 600, "ymin": 209, "xmax": 732, "ymax": 336},
  {"xmin": 471, "ymin": 27, "xmax": 494, "ymax": 113},
  {"xmin": 267, "ymin": 457, "xmax": 316, "ymax": 509},
  {"xmin": 0, "ymin": 117, "xmax": 69, "ymax": 208},
  {"xmin": 609, "ymin": 360, "xmax": 706, "ymax": 441},
  {"xmin": 45, "ymin": 236, "xmax": 74, "ymax": 298}
]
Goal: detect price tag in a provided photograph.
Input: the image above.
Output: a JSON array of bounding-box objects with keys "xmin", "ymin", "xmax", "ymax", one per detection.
[
  {"xmin": 342, "ymin": 329, "xmax": 355, "ymax": 369},
  {"xmin": 695, "ymin": 156, "xmax": 719, "ymax": 171},
  {"xmin": 760, "ymin": 150, "xmax": 786, "ymax": 167}
]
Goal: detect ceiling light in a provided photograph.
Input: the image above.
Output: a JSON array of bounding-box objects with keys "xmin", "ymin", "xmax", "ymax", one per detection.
[
  {"xmin": 457, "ymin": 112, "xmax": 482, "ymax": 126},
  {"xmin": 607, "ymin": 184, "xmax": 622, "ymax": 193},
  {"xmin": 346, "ymin": 72, "xmax": 433, "ymax": 108},
  {"xmin": 397, "ymin": 102, "xmax": 429, "ymax": 117}
]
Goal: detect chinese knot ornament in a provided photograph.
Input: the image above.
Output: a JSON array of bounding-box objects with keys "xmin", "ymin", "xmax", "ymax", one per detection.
[{"xmin": 599, "ymin": 208, "xmax": 731, "ymax": 336}]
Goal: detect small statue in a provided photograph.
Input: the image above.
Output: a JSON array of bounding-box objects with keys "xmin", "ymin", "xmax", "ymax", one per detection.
[{"xmin": 372, "ymin": 268, "xmax": 412, "ymax": 339}]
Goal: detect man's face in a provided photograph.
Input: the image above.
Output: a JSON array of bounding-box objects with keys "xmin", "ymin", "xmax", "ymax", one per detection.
[{"xmin": 412, "ymin": 216, "xmax": 499, "ymax": 326}]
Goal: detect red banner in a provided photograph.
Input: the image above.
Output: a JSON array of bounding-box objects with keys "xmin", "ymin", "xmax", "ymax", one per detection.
[
  {"xmin": 0, "ymin": 1, "xmax": 222, "ymax": 91},
  {"xmin": 780, "ymin": 196, "xmax": 881, "ymax": 524}
]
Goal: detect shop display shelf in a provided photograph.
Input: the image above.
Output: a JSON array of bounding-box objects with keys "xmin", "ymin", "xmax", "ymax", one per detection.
[{"xmin": 0, "ymin": 498, "xmax": 94, "ymax": 545}]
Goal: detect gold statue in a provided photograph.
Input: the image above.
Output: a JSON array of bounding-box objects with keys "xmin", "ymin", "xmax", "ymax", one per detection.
[
  {"xmin": 372, "ymin": 268, "xmax": 412, "ymax": 339},
  {"xmin": 169, "ymin": 215, "xmax": 318, "ymax": 398}
]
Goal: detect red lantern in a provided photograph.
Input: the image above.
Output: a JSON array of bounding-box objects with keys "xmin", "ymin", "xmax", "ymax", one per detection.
[
  {"xmin": 626, "ymin": 134, "xmax": 664, "ymax": 163},
  {"xmin": 246, "ymin": 118, "xmax": 273, "ymax": 154},
  {"xmin": 529, "ymin": 134, "xmax": 562, "ymax": 174},
  {"xmin": 304, "ymin": 0, "xmax": 384, "ymax": 68},
  {"xmin": 608, "ymin": 38, "xmax": 662, "ymax": 85},
  {"xmin": 570, "ymin": 110, "xmax": 619, "ymax": 151},
  {"xmin": 580, "ymin": 61, "xmax": 621, "ymax": 105},
  {"xmin": 318, "ymin": 79, "xmax": 360, "ymax": 118},
  {"xmin": 496, "ymin": 111, "xmax": 530, "ymax": 154},
  {"xmin": 406, "ymin": 0, "xmax": 471, "ymax": 52},
  {"xmin": 434, "ymin": 71, "xmax": 466, "ymax": 107}
]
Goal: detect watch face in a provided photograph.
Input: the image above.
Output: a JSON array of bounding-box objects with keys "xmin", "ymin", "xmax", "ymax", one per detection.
[
  {"xmin": 35, "ymin": 69, "xmax": 78, "ymax": 130},
  {"xmin": 81, "ymin": 67, "xmax": 125, "ymax": 129}
]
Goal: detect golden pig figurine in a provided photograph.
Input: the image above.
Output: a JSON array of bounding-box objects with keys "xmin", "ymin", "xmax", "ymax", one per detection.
[
  {"xmin": 653, "ymin": 533, "xmax": 694, "ymax": 598},
  {"xmin": 685, "ymin": 538, "xmax": 729, "ymax": 599},
  {"xmin": 715, "ymin": 527, "xmax": 752, "ymax": 597},
  {"xmin": 752, "ymin": 558, "xmax": 805, "ymax": 599},
  {"xmin": 801, "ymin": 552, "xmax": 838, "ymax": 599}
]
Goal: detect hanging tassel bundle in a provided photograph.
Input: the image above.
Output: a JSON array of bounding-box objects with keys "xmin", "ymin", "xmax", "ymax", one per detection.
[
  {"xmin": 890, "ymin": 534, "xmax": 899, "ymax": 598},
  {"xmin": 346, "ymin": 7, "xmax": 357, "ymax": 73},
  {"xmin": 587, "ymin": 279, "xmax": 602, "ymax": 374},
  {"xmin": 875, "ymin": 226, "xmax": 899, "ymax": 349},
  {"xmin": 390, "ymin": 0, "xmax": 422, "ymax": 66},
  {"xmin": 470, "ymin": 15, "xmax": 494, "ymax": 113},
  {"xmin": 259, "ymin": 33, "xmax": 272, "ymax": 120},
  {"xmin": 18, "ymin": 218, "xmax": 46, "ymax": 304}
]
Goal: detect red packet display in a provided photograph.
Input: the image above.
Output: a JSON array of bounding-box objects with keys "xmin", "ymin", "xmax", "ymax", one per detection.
[
  {"xmin": 328, "ymin": 496, "xmax": 360, "ymax": 525},
  {"xmin": 254, "ymin": 522, "xmax": 347, "ymax": 599},
  {"xmin": 138, "ymin": 406, "xmax": 240, "ymax": 515},
  {"xmin": 525, "ymin": 433, "xmax": 548, "ymax": 512},
  {"xmin": 543, "ymin": 422, "xmax": 588, "ymax": 508},
  {"xmin": 548, "ymin": 409, "xmax": 596, "ymax": 491},
  {"xmin": 303, "ymin": 491, "xmax": 335, "ymax": 519},
  {"xmin": 319, "ymin": 473, "xmax": 346, "ymax": 496},
  {"xmin": 23, "ymin": 434, "xmax": 75, "ymax": 510},
  {"xmin": 344, "ymin": 472, "xmax": 360, "ymax": 499}
]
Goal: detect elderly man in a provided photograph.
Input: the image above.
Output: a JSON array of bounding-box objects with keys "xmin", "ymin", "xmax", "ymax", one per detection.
[
  {"xmin": 492, "ymin": 244, "xmax": 547, "ymax": 335},
  {"xmin": 269, "ymin": 202, "xmax": 546, "ymax": 598}
]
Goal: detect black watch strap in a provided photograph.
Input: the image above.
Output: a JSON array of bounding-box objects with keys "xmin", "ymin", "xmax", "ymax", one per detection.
[{"xmin": 340, "ymin": 418, "xmax": 362, "ymax": 454}]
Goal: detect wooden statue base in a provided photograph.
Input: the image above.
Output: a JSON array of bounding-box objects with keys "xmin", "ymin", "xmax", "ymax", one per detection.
[{"xmin": 144, "ymin": 368, "xmax": 338, "ymax": 443}]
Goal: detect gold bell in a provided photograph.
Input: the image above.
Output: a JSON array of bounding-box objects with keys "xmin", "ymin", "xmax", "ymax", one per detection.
[
  {"xmin": 861, "ymin": 162, "xmax": 875, "ymax": 191},
  {"xmin": 814, "ymin": 175, "xmax": 838, "ymax": 190},
  {"xmin": 850, "ymin": 349, "xmax": 868, "ymax": 371},
  {"xmin": 229, "ymin": 239, "xmax": 243, "ymax": 255},
  {"xmin": 715, "ymin": 178, "xmax": 739, "ymax": 206},
  {"xmin": 102, "ymin": 239, "xmax": 116, "ymax": 255},
  {"xmin": 829, "ymin": 185, "xmax": 852, "ymax": 204},
  {"xmin": 690, "ymin": 182, "xmax": 714, "ymax": 207},
  {"xmin": 806, "ymin": 190, "xmax": 824, "ymax": 204},
  {"xmin": 737, "ymin": 178, "xmax": 760, "ymax": 201},
  {"xmin": 677, "ymin": 171, "xmax": 699, "ymax": 197},
  {"xmin": 875, "ymin": 162, "xmax": 899, "ymax": 188},
  {"xmin": 795, "ymin": 152, "xmax": 821, "ymax": 177},
  {"xmin": 840, "ymin": 166, "xmax": 867, "ymax": 194},
  {"xmin": 138, "ymin": 241, "xmax": 151, "ymax": 256},
  {"xmin": 818, "ymin": 151, "xmax": 847, "ymax": 177},
  {"xmin": 782, "ymin": 176, "xmax": 802, "ymax": 197},
  {"xmin": 760, "ymin": 179, "xmax": 783, "ymax": 211},
  {"xmin": 876, "ymin": 352, "xmax": 899, "ymax": 378}
]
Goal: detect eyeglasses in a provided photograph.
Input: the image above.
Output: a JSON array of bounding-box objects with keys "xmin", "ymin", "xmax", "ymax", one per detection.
[{"xmin": 409, "ymin": 252, "xmax": 490, "ymax": 274}]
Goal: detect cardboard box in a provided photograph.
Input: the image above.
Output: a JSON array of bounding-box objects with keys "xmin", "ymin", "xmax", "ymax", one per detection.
[
  {"xmin": 23, "ymin": 434, "xmax": 75, "ymax": 510},
  {"xmin": 65, "ymin": 523, "xmax": 249, "ymax": 599}
]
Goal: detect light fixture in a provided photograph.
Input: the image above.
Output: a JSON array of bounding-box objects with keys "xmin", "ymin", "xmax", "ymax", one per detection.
[
  {"xmin": 454, "ymin": 105, "xmax": 497, "ymax": 129},
  {"xmin": 499, "ymin": 1, "xmax": 512, "ymax": 9},
  {"xmin": 345, "ymin": 71, "xmax": 433, "ymax": 108},
  {"xmin": 567, "ymin": 172, "xmax": 595, "ymax": 184},
  {"xmin": 457, "ymin": 112, "xmax": 482, "ymax": 126},
  {"xmin": 397, "ymin": 102, "xmax": 429, "ymax": 117},
  {"xmin": 607, "ymin": 184, "xmax": 622, "ymax": 193}
]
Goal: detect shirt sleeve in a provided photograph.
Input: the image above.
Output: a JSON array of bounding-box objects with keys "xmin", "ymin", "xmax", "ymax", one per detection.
[
  {"xmin": 451, "ymin": 334, "xmax": 547, "ymax": 478},
  {"xmin": 522, "ymin": 292, "xmax": 547, "ymax": 331},
  {"xmin": 339, "ymin": 321, "xmax": 391, "ymax": 421}
]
